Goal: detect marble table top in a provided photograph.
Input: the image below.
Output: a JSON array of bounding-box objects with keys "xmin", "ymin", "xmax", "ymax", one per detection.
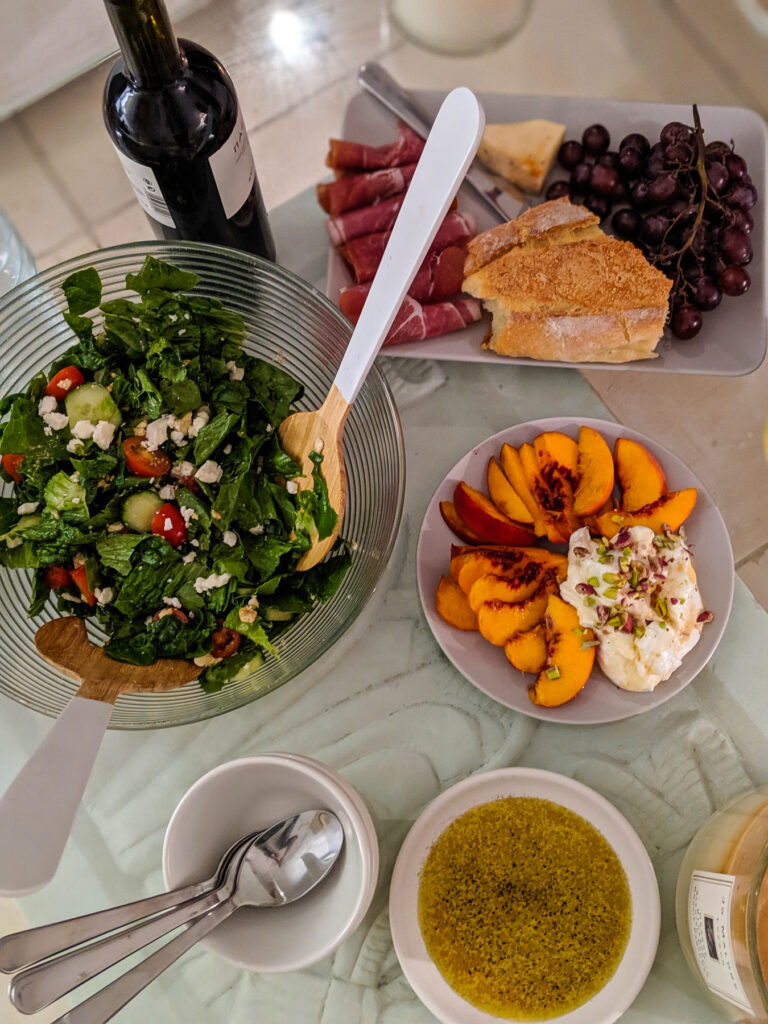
[{"xmin": 0, "ymin": 187, "xmax": 766, "ymax": 1023}]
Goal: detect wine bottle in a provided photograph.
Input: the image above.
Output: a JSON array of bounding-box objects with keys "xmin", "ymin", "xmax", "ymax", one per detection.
[{"xmin": 102, "ymin": 0, "xmax": 276, "ymax": 260}]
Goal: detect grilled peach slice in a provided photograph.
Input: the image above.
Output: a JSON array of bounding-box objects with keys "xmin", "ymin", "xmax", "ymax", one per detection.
[
  {"xmin": 476, "ymin": 572, "xmax": 559, "ymax": 646},
  {"xmin": 439, "ymin": 500, "xmax": 485, "ymax": 544},
  {"xmin": 467, "ymin": 562, "xmax": 545, "ymax": 613},
  {"xmin": 436, "ymin": 575, "xmax": 477, "ymax": 631},
  {"xmin": 519, "ymin": 442, "xmax": 570, "ymax": 544},
  {"xmin": 449, "ymin": 546, "xmax": 567, "ymax": 595},
  {"xmin": 453, "ymin": 481, "xmax": 537, "ymax": 547},
  {"xmin": 499, "ymin": 443, "xmax": 548, "ymax": 537},
  {"xmin": 487, "ymin": 457, "xmax": 534, "ymax": 524},
  {"xmin": 614, "ymin": 437, "xmax": 667, "ymax": 512},
  {"xmin": 529, "ymin": 594, "xmax": 595, "ymax": 707},
  {"xmin": 573, "ymin": 425, "xmax": 615, "ymax": 517},
  {"xmin": 592, "ymin": 488, "xmax": 697, "ymax": 538},
  {"xmin": 505, "ymin": 625, "xmax": 547, "ymax": 673}
]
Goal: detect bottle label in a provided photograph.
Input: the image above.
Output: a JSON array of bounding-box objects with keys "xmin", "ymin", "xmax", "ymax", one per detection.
[
  {"xmin": 209, "ymin": 107, "xmax": 257, "ymax": 219},
  {"xmin": 688, "ymin": 870, "xmax": 752, "ymax": 1013},
  {"xmin": 113, "ymin": 148, "xmax": 175, "ymax": 227}
]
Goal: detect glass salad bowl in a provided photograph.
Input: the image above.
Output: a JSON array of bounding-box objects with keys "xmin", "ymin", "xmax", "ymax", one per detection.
[{"xmin": 0, "ymin": 242, "xmax": 405, "ymax": 728}]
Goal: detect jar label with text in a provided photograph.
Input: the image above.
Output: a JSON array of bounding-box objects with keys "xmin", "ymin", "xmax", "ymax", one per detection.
[
  {"xmin": 112, "ymin": 148, "xmax": 175, "ymax": 227},
  {"xmin": 209, "ymin": 107, "xmax": 256, "ymax": 219},
  {"xmin": 688, "ymin": 870, "xmax": 752, "ymax": 1013}
]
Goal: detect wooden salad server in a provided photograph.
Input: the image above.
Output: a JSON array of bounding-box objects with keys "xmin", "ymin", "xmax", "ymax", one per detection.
[
  {"xmin": 0, "ymin": 618, "xmax": 200, "ymax": 896},
  {"xmin": 279, "ymin": 86, "xmax": 486, "ymax": 570}
]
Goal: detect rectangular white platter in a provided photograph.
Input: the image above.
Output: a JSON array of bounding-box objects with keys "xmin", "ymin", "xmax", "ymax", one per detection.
[{"xmin": 325, "ymin": 89, "xmax": 767, "ymax": 375}]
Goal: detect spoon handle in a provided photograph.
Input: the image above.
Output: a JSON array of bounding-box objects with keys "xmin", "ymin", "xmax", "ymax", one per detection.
[
  {"xmin": 50, "ymin": 900, "xmax": 234, "ymax": 1024},
  {"xmin": 331, "ymin": 86, "xmax": 485, "ymax": 408},
  {"xmin": 9, "ymin": 886, "xmax": 229, "ymax": 1015}
]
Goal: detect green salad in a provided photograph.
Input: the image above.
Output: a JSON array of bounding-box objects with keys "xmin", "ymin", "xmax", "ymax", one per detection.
[{"xmin": 0, "ymin": 256, "xmax": 350, "ymax": 692}]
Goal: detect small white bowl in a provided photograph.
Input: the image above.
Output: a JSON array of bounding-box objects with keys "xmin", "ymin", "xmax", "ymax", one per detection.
[
  {"xmin": 163, "ymin": 753, "xmax": 379, "ymax": 972},
  {"xmin": 389, "ymin": 767, "xmax": 660, "ymax": 1024}
]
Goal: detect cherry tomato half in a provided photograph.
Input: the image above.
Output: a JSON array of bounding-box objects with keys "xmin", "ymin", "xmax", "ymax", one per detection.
[
  {"xmin": 150, "ymin": 502, "xmax": 187, "ymax": 548},
  {"xmin": 69, "ymin": 565, "xmax": 97, "ymax": 606},
  {"xmin": 2, "ymin": 454, "xmax": 24, "ymax": 483},
  {"xmin": 44, "ymin": 565, "xmax": 72, "ymax": 590},
  {"xmin": 123, "ymin": 436, "xmax": 171, "ymax": 479},
  {"xmin": 152, "ymin": 607, "xmax": 189, "ymax": 624},
  {"xmin": 45, "ymin": 365, "xmax": 85, "ymax": 401},
  {"xmin": 211, "ymin": 627, "xmax": 241, "ymax": 659},
  {"xmin": 175, "ymin": 475, "xmax": 201, "ymax": 495}
]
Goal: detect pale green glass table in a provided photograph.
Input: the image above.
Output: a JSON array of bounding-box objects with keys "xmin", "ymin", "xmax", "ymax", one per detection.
[{"xmin": 0, "ymin": 189, "xmax": 765, "ymax": 1023}]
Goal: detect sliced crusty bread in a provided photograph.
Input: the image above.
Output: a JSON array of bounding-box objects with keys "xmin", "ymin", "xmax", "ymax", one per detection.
[{"xmin": 462, "ymin": 198, "xmax": 672, "ymax": 364}]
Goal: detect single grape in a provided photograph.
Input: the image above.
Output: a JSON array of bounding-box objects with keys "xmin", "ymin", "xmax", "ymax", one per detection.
[
  {"xmin": 725, "ymin": 153, "xmax": 748, "ymax": 181},
  {"xmin": 692, "ymin": 277, "xmax": 722, "ymax": 311},
  {"xmin": 646, "ymin": 151, "xmax": 666, "ymax": 178},
  {"xmin": 669, "ymin": 199, "xmax": 697, "ymax": 225},
  {"xmin": 570, "ymin": 162, "xmax": 592, "ymax": 192},
  {"xmin": 590, "ymin": 163, "xmax": 619, "ymax": 196},
  {"xmin": 557, "ymin": 140, "xmax": 584, "ymax": 170},
  {"xmin": 546, "ymin": 180, "xmax": 572, "ymax": 201},
  {"xmin": 664, "ymin": 141, "xmax": 693, "ymax": 165},
  {"xmin": 584, "ymin": 193, "xmax": 612, "ymax": 219},
  {"xmin": 708, "ymin": 253, "xmax": 727, "ymax": 279},
  {"xmin": 618, "ymin": 146, "xmax": 644, "ymax": 179},
  {"xmin": 612, "ymin": 179, "xmax": 630, "ymax": 202},
  {"xmin": 619, "ymin": 132, "xmax": 650, "ymax": 155},
  {"xmin": 582, "ymin": 124, "xmax": 610, "ymax": 155},
  {"xmin": 728, "ymin": 208, "xmax": 754, "ymax": 234},
  {"xmin": 630, "ymin": 180, "xmax": 653, "ymax": 210},
  {"xmin": 642, "ymin": 213, "xmax": 669, "ymax": 244},
  {"xmin": 720, "ymin": 226, "xmax": 752, "ymax": 265},
  {"xmin": 597, "ymin": 151, "xmax": 620, "ymax": 169},
  {"xmin": 683, "ymin": 259, "xmax": 706, "ymax": 284},
  {"xmin": 612, "ymin": 208, "xmax": 642, "ymax": 239},
  {"xmin": 705, "ymin": 140, "xmax": 731, "ymax": 161},
  {"xmin": 670, "ymin": 303, "xmax": 703, "ymax": 340},
  {"xmin": 660, "ymin": 121, "xmax": 694, "ymax": 147},
  {"xmin": 718, "ymin": 265, "xmax": 751, "ymax": 296},
  {"xmin": 706, "ymin": 161, "xmax": 729, "ymax": 194},
  {"xmin": 647, "ymin": 173, "xmax": 678, "ymax": 204},
  {"xmin": 725, "ymin": 182, "xmax": 758, "ymax": 211}
]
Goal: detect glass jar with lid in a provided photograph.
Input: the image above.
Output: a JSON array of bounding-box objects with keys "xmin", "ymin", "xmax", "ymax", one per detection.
[{"xmin": 676, "ymin": 786, "xmax": 768, "ymax": 1022}]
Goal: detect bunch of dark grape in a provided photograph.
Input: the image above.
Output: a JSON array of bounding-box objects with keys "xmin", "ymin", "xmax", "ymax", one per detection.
[{"xmin": 546, "ymin": 111, "xmax": 757, "ymax": 340}]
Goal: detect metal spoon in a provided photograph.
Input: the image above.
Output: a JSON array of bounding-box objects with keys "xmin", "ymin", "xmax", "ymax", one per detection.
[{"xmin": 9, "ymin": 809, "xmax": 344, "ymax": 1021}]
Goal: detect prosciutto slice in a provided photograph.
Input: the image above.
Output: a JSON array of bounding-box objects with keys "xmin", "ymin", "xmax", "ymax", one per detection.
[
  {"xmin": 339, "ymin": 247, "xmax": 466, "ymax": 319},
  {"xmin": 317, "ymin": 163, "xmax": 417, "ymax": 217},
  {"xmin": 382, "ymin": 296, "xmax": 482, "ymax": 347},
  {"xmin": 326, "ymin": 124, "xmax": 425, "ymax": 171},
  {"xmin": 338, "ymin": 212, "xmax": 477, "ymax": 284},
  {"xmin": 326, "ymin": 195, "xmax": 458, "ymax": 246}
]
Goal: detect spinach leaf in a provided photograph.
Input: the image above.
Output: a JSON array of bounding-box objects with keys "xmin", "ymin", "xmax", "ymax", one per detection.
[
  {"xmin": 125, "ymin": 256, "xmax": 199, "ymax": 295},
  {"xmin": 96, "ymin": 534, "xmax": 144, "ymax": 575},
  {"xmin": 193, "ymin": 411, "xmax": 238, "ymax": 465},
  {"xmin": 62, "ymin": 268, "xmax": 102, "ymax": 315}
]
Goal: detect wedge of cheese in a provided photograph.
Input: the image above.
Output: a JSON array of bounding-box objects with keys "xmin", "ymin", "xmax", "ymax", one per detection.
[{"xmin": 477, "ymin": 120, "xmax": 566, "ymax": 194}]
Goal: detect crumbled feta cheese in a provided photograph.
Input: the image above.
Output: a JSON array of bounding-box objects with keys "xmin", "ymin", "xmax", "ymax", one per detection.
[
  {"xmin": 314, "ymin": 437, "xmax": 325, "ymax": 453},
  {"xmin": 61, "ymin": 592, "xmax": 82, "ymax": 603},
  {"xmin": 193, "ymin": 572, "xmax": 231, "ymax": 594},
  {"xmin": 72, "ymin": 552, "xmax": 86, "ymax": 567},
  {"xmin": 179, "ymin": 505, "xmax": 198, "ymax": 527},
  {"xmin": 158, "ymin": 485, "xmax": 176, "ymax": 500},
  {"xmin": 43, "ymin": 426, "xmax": 52, "ymax": 436},
  {"xmin": 43, "ymin": 411, "xmax": 69, "ymax": 431},
  {"xmin": 94, "ymin": 587, "xmax": 114, "ymax": 605},
  {"xmin": 133, "ymin": 420, "xmax": 148, "ymax": 437},
  {"xmin": 195, "ymin": 460, "xmax": 222, "ymax": 484},
  {"xmin": 247, "ymin": 595, "xmax": 259, "ymax": 608},
  {"xmin": 107, "ymin": 522, "xmax": 123, "ymax": 532},
  {"xmin": 56, "ymin": 377, "xmax": 75, "ymax": 393},
  {"xmin": 222, "ymin": 530, "xmax": 237, "ymax": 547},
  {"xmin": 170, "ymin": 430, "xmax": 186, "ymax": 446},
  {"xmin": 92, "ymin": 421, "xmax": 116, "ymax": 450},
  {"xmin": 191, "ymin": 538, "xmax": 199, "ymax": 547},
  {"xmin": 171, "ymin": 461, "xmax": 196, "ymax": 479},
  {"xmin": 265, "ymin": 423, "xmax": 273, "ymax": 433},
  {"xmin": 163, "ymin": 517, "xmax": 173, "ymax": 531},
  {"xmin": 238, "ymin": 606, "xmax": 258, "ymax": 623},
  {"xmin": 38, "ymin": 395, "xmax": 57, "ymax": 416},
  {"xmin": 71, "ymin": 497, "xmax": 81, "ymax": 505},
  {"xmin": 6, "ymin": 536, "xmax": 22, "ymax": 549},
  {"xmin": 72, "ymin": 420, "xmax": 95, "ymax": 440},
  {"xmin": 71, "ymin": 472, "xmax": 80, "ymax": 483},
  {"xmin": 188, "ymin": 406, "xmax": 210, "ymax": 439},
  {"xmin": 67, "ymin": 438, "xmax": 84, "ymax": 454},
  {"xmin": 223, "ymin": 444, "xmax": 232, "ymax": 455},
  {"xmin": 193, "ymin": 653, "xmax": 222, "ymax": 667},
  {"xmin": 162, "ymin": 596, "xmax": 182, "ymax": 608},
  {"xmin": 143, "ymin": 415, "xmax": 172, "ymax": 451},
  {"xmin": 285, "ymin": 480, "xmax": 299, "ymax": 494},
  {"xmin": 226, "ymin": 360, "xmax": 244, "ymax": 381},
  {"xmin": 182, "ymin": 551, "xmax": 197, "ymax": 563},
  {"xmin": 249, "ymin": 524, "xmax": 264, "ymax": 535},
  {"xmin": 17, "ymin": 502, "xmax": 39, "ymax": 515}
]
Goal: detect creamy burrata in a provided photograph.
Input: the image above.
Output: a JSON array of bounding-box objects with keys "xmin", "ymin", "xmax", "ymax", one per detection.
[{"xmin": 560, "ymin": 525, "xmax": 709, "ymax": 692}]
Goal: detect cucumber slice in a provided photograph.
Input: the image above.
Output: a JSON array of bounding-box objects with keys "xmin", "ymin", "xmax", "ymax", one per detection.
[
  {"xmin": 65, "ymin": 383, "xmax": 122, "ymax": 428},
  {"xmin": 262, "ymin": 607, "xmax": 294, "ymax": 622},
  {"xmin": 122, "ymin": 491, "xmax": 163, "ymax": 532}
]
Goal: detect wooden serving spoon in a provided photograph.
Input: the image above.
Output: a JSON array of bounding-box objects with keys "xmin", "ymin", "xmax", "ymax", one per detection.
[
  {"xmin": 280, "ymin": 87, "xmax": 485, "ymax": 570},
  {"xmin": 0, "ymin": 618, "xmax": 200, "ymax": 896}
]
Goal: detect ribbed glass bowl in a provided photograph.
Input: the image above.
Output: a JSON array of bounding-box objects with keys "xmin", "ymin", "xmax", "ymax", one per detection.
[{"xmin": 0, "ymin": 241, "xmax": 405, "ymax": 729}]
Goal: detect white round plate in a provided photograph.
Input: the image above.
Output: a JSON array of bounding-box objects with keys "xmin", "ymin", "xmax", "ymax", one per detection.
[
  {"xmin": 389, "ymin": 767, "xmax": 660, "ymax": 1024},
  {"xmin": 416, "ymin": 417, "xmax": 733, "ymax": 724}
]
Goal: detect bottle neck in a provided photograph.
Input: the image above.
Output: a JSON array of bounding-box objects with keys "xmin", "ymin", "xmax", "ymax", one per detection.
[{"xmin": 104, "ymin": 0, "xmax": 182, "ymax": 87}]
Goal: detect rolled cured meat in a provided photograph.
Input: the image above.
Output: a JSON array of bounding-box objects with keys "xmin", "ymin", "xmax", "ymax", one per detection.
[
  {"xmin": 339, "ymin": 247, "xmax": 466, "ymax": 320},
  {"xmin": 382, "ymin": 296, "xmax": 483, "ymax": 347},
  {"xmin": 338, "ymin": 211, "xmax": 477, "ymax": 284},
  {"xmin": 326, "ymin": 194, "xmax": 458, "ymax": 246},
  {"xmin": 326, "ymin": 124, "xmax": 425, "ymax": 171},
  {"xmin": 317, "ymin": 163, "xmax": 417, "ymax": 217}
]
